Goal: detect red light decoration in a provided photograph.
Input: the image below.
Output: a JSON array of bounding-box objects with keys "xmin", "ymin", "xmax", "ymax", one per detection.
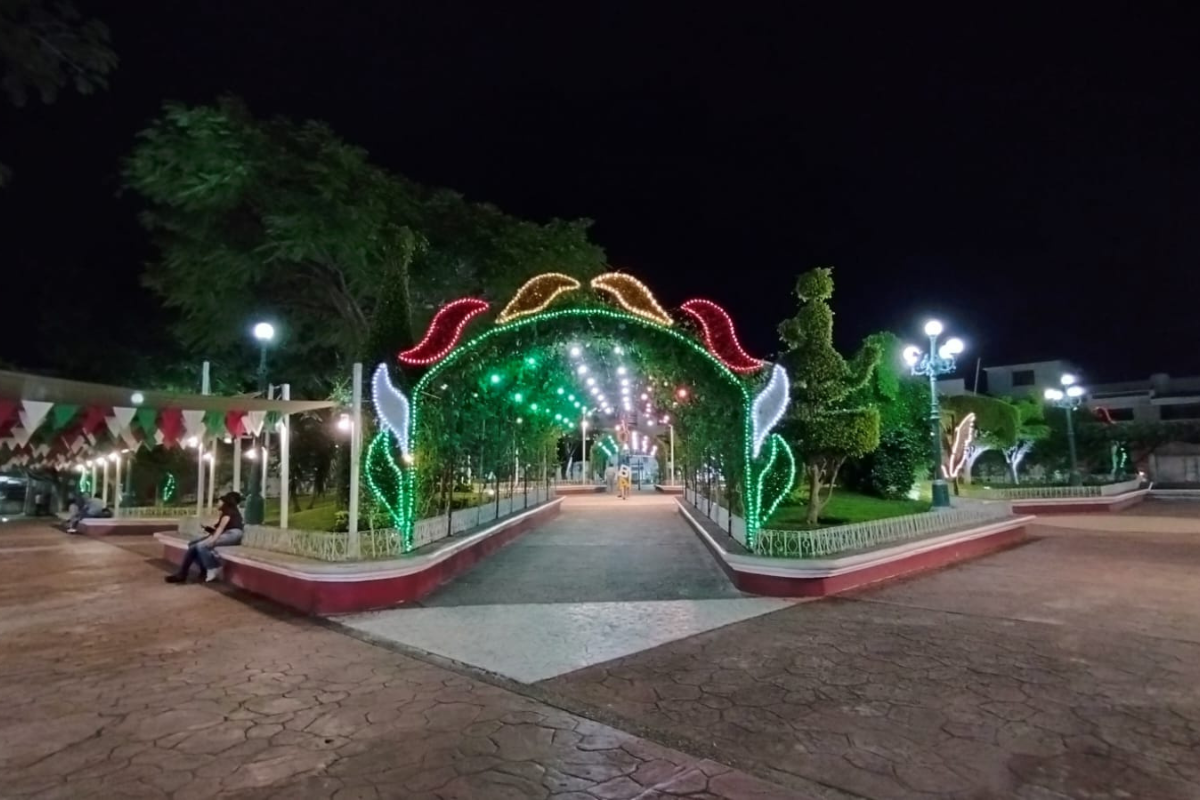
[
  {"xmin": 679, "ymin": 299, "xmax": 764, "ymax": 373},
  {"xmin": 399, "ymin": 298, "xmax": 490, "ymax": 366},
  {"xmin": 677, "ymin": 388, "xmax": 689, "ymax": 400}
]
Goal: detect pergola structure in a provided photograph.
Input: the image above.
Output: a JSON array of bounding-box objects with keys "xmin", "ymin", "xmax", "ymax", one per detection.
[{"xmin": 0, "ymin": 369, "xmax": 335, "ymax": 523}]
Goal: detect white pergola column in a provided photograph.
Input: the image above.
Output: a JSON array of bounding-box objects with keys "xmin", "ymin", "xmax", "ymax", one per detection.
[
  {"xmin": 348, "ymin": 363, "xmax": 362, "ymax": 558},
  {"xmin": 280, "ymin": 384, "xmax": 290, "ymax": 530}
]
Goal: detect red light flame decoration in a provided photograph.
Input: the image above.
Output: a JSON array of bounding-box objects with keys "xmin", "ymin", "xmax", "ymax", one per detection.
[
  {"xmin": 679, "ymin": 299, "xmax": 764, "ymax": 373},
  {"xmin": 398, "ymin": 298, "xmax": 490, "ymax": 366}
]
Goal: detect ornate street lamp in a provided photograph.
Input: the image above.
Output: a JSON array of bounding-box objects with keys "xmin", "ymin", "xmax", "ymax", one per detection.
[
  {"xmin": 245, "ymin": 321, "xmax": 276, "ymax": 524},
  {"xmin": 1044, "ymin": 373, "xmax": 1086, "ymax": 486},
  {"xmin": 904, "ymin": 319, "xmax": 965, "ymax": 509}
]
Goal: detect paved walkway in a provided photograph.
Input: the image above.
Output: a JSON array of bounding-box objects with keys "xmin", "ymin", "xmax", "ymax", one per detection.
[
  {"xmin": 542, "ymin": 502, "xmax": 1200, "ymax": 799},
  {"xmin": 342, "ymin": 494, "xmax": 791, "ymax": 682},
  {"xmin": 0, "ymin": 522, "xmax": 803, "ymax": 799}
]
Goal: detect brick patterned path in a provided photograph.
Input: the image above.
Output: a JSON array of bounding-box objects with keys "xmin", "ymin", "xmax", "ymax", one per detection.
[
  {"xmin": 0, "ymin": 523, "xmax": 801, "ymax": 799},
  {"xmin": 541, "ymin": 503, "xmax": 1200, "ymax": 799}
]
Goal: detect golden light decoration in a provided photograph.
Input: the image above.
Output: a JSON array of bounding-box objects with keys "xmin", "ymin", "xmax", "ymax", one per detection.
[
  {"xmin": 590, "ymin": 272, "xmax": 674, "ymax": 326},
  {"xmin": 496, "ymin": 273, "xmax": 582, "ymax": 324}
]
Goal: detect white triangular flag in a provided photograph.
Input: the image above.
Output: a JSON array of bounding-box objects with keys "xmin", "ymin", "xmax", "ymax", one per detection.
[
  {"xmin": 120, "ymin": 429, "xmax": 140, "ymax": 450},
  {"xmin": 106, "ymin": 416, "xmax": 123, "ymax": 438},
  {"xmin": 11, "ymin": 426, "xmax": 32, "ymax": 447},
  {"xmin": 19, "ymin": 401, "xmax": 53, "ymax": 432},
  {"xmin": 244, "ymin": 411, "xmax": 265, "ymax": 437},
  {"xmin": 182, "ymin": 410, "xmax": 206, "ymax": 439},
  {"xmin": 112, "ymin": 407, "xmax": 136, "ymax": 430}
]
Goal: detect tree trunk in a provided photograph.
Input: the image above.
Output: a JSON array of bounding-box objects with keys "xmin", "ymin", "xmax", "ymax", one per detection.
[{"xmin": 806, "ymin": 465, "xmax": 822, "ymax": 525}]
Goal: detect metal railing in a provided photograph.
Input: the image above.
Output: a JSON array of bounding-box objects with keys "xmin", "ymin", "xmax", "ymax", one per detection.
[{"xmin": 966, "ymin": 478, "xmax": 1141, "ymax": 501}]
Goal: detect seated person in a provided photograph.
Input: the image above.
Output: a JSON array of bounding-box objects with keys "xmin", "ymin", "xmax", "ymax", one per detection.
[
  {"xmin": 66, "ymin": 494, "xmax": 107, "ymax": 533},
  {"xmin": 165, "ymin": 492, "xmax": 245, "ymax": 584}
]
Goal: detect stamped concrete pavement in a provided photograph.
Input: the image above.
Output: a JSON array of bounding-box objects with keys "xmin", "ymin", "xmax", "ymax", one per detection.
[
  {"xmin": 541, "ymin": 502, "xmax": 1200, "ymax": 800},
  {"xmin": 0, "ymin": 521, "xmax": 804, "ymax": 799}
]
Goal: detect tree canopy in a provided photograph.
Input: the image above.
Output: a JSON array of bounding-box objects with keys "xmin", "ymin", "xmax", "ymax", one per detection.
[
  {"xmin": 778, "ymin": 268, "xmax": 881, "ymax": 524},
  {"xmin": 124, "ymin": 98, "xmax": 607, "ymax": 381}
]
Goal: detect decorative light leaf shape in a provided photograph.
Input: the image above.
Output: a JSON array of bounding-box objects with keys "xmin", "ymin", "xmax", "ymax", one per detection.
[
  {"xmin": 679, "ymin": 298, "xmax": 764, "ymax": 373},
  {"xmin": 756, "ymin": 433, "xmax": 797, "ymax": 525},
  {"xmin": 591, "ymin": 272, "xmax": 674, "ymax": 326},
  {"xmin": 496, "ymin": 273, "xmax": 582, "ymax": 323},
  {"xmin": 751, "ymin": 364, "xmax": 790, "ymax": 457},
  {"xmin": 365, "ymin": 431, "xmax": 406, "ymax": 529},
  {"xmin": 399, "ymin": 298, "xmax": 489, "ymax": 365},
  {"xmin": 372, "ymin": 363, "xmax": 410, "ymax": 456},
  {"xmin": 943, "ymin": 412, "xmax": 976, "ymax": 478}
]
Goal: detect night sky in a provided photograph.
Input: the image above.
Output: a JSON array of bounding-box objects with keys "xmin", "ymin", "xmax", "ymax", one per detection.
[{"xmin": 3, "ymin": 3, "xmax": 1198, "ymax": 384}]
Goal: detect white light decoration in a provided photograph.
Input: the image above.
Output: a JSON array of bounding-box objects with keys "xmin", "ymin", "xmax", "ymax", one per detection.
[
  {"xmin": 586, "ymin": 377, "xmax": 596, "ymax": 386},
  {"xmin": 924, "ymin": 319, "xmax": 943, "ymax": 337},
  {"xmin": 569, "ymin": 345, "xmax": 581, "ymax": 357},
  {"xmin": 253, "ymin": 322, "xmax": 276, "ymax": 342},
  {"xmin": 902, "ymin": 345, "xmax": 921, "ymax": 367},
  {"xmin": 621, "ymin": 387, "xmax": 630, "ymax": 395},
  {"xmin": 620, "ymin": 378, "xmax": 630, "ymax": 386},
  {"xmin": 617, "ymin": 366, "xmax": 627, "ymax": 375},
  {"xmin": 1066, "ymin": 385, "xmax": 1085, "ymax": 398},
  {"xmin": 372, "ymin": 362, "xmax": 411, "ymax": 456},
  {"xmin": 1044, "ymin": 388, "xmax": 1064, "ymax": 401},
  {"xmin": 944, "ymin": 337, "xmax": 965, "ymax": 355},
  {"xmin": 131, "ymin": 391, "xmax": 145, "ymax": 406},
  {"xmin": 641, "ymin": 393, "xmax": 648, "ymax": 400},
  {"xmin": 185, "ymin": 436, "xmax": 199, "ymax": 449},
  {"xmin": 943, "ymin": 413, "xmax": 976, "ymax": 478},
  {"xmin": 337, "ymin": 413, "xmax": 352, "ymax": 432},
  {"xmin": 751, "ymin": 364, "xmax": 790, "ymax": 457},
  {"xmin": 1061, "ymin": 373, "xmax": 1077, "ymax": 386},
  {"xmin": 576, "ymin": 365, "xmax": 588, "ymax": 375},
  {"xmin": 108, "ymin": 452, "xmax": 119, "ymax": 462}
]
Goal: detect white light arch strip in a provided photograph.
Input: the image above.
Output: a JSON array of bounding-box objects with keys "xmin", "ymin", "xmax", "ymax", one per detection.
[
  {"xmin": 751, "ymin": 364, "xmax": 789, "ymax": 458},
  {"xmin": 372, "ymin": 363, "xmax": 411, "ymax": 457}
]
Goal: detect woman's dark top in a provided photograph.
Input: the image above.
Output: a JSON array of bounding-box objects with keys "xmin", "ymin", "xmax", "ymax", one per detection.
[{"xmin": 220, "ymin": 503, "xmax": 244, "ymax": 532}]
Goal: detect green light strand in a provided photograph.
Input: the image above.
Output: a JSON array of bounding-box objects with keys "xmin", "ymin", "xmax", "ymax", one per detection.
[
  {"xmin": 390, "ymin": 306, "xmax": 762, "ymax": 550},
  {"xmin": 753, "ymin": 433, "xmax": 796, "ymax": 526}
]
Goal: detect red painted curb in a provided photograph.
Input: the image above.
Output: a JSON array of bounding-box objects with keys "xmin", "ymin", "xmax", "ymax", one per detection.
[
  {"xmin": 678, "ymin": 501, "xmax": 1029, "ymax": 598},
  {"xmin": 161, "ymin": 501, "xmax": 562, "ymax": 615},
  {"xmin": 82, "ymin": 520, "xmax": 180, "ymax": 536}
]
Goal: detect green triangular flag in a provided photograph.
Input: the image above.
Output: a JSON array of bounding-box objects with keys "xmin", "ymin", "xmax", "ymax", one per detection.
[
  {"xmin": 203, "ymin": 410, "xmax": 226, "ymax": 438},
  {"xmin": 265, "ymin": 411, "xmax": 282, "ymax": 429},
  {"xmin": 50, "ymin": 404, "xmax": 79, "ymax": 431},
  {"xmin": 135, "ymin": 407, "xmax": 158, "ymax": 434}
]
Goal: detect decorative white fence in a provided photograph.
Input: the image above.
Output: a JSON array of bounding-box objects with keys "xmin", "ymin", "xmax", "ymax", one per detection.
[
  {"xmin": 683, "ymin": 486, "xmax": 748, "ymax": 545},
  {"xmin": 681, "ymin": 488, "xmax": 1012, "ymax": 559},
  {"xmin": 968, "ymin": 478, "xmax": 1141, "ymax": 501},
  {"xmin": 116, "ymin": 506, "xmax": 195, "ymax": 519},
  {"xmin": 755, "ymin": 505, "xmax": 1012, "ymax": 559},
  {"xmin": 176, "ymin": 485, "xmax": 557, "ymax": 562},
  {"xmin": 410, "ymin": 485, "xmax": 555, "ymax": 549}
]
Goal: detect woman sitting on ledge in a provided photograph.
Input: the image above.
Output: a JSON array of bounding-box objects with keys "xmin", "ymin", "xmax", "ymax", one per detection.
[{"xmin": 165, "ymin": 492, "xmax": 245, "ymax": 584}]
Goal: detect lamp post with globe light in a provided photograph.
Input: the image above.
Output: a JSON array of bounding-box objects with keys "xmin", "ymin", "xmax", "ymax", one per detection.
[
  {"xmin": 245, "ymin": 321, "xmax": 276, "ymax": 524},
  {"xmin": 903, "ymin": 320, "xmax": 965, "ymax": 509},
  {"xmin": 1044, "ymin": 374, "xmax": 1087, "ymax": 486}
]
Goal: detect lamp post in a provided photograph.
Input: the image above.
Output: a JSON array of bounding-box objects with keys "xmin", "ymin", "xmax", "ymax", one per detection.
[
  {"xmin": 245, "ymin": 321, "xmax": 275, "ymax": 524},
  {"xmin": 904, "ymin": 320, "xmax": 965, "ymax": 509},
  {"xmin": 1045, "ymin": 374, "xmax": 1086, "ymax": 486},
  {"xmin": 580, "ymin": 408, "xmax": 589, "ymax": 484}
]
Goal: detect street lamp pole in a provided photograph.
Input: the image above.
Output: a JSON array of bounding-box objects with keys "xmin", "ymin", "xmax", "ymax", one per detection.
[
  {"xmin": 1045, "ymin": 374, "xmax": 1086, "ymax": 487},
  {"xmin": 581, "ymin": 408, "xmax": 589, "ymax": 484},
  {"xmin": 245, "ymin": 322, "xmax": 275, "ymax": 524},
  {"xmin": 904, "ymin": 320, "xmax": 965, "ymax": 509}
]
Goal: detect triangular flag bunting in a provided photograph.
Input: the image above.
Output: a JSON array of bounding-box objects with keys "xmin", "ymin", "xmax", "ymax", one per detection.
[
  {"xmin": 244, "ymin": 411, "xmax": 265, "ymax": 437},
  {"xmin": 50, "ymin": 404, "xmax": 79, "ymax": 430},
  {"xmin": 159, "ymin": 409, "xmax": 183, "ymax": 445},
  {"xmin": 19, "ymin": 401, "xmax": 53, "ymax": 432},
  {"xmin": 181, "ymin": 410, "xmax": 206, "ymax": 439},
  {"xmin": 120, "ymin": 428, "xmax": 140, "ymax": 450},
  {"xmin": 203, "ymin": 410, "xmax": 226, "ymax": 438},
  {"xmin": 11, "ymin": 427, "xmax": 32, "ymax": 447},
  {"xmin": 106, "ymin": 416, "xmax": 124, "ymax": 438},
  {"xmin": 112, "ymin": 407, "xmax": 137, "ymax": 430},
  {"xmin": 225, "ymin": 411, "xmax": 246, "ymax": 438},
  {"xmin": 0, "ymin": 399, "xmax": 18, "ymax": 426},
  {"xmin": 81, "ymin": 406, "xmax": 108, "ymax": 435},
  {"xmin": 134, "ymin": 407, "xmax": 158, "ymax": 434}
]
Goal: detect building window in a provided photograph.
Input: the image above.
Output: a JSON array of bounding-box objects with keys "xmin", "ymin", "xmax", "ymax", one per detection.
[
  {"xmin": 1161, "ymin": 403, "xmax": 1200, "ymax": 421},
  {"xmin": 1012, "ymin": 370, "xmax": 1035, "ymax": 387}
]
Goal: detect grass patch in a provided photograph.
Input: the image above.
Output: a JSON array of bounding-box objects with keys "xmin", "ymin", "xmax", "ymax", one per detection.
[
  {"xmin": 262, "ymin": 497, "xmax": 340, "ymax": 531},
  {"xmin": 768, "ymin": 489, "xmax": 931, "ymax": 529}
]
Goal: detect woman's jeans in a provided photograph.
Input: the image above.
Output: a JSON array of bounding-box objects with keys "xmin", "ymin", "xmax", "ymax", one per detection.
[{"xmin": 177, "ymin": 529, "xmax": 244, "ymax": 576}]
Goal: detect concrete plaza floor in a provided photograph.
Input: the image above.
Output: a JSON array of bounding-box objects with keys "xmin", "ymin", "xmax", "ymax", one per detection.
[
  {"xmin": 342, "ymin": 494, "xmax": 792, "ymax": 682},
  {"xmin": 541, "ymin": 501, "xmax": 1200, "ymax": 799},
  {"xmin": 2, "ymin": 499, "xmax": 1198, "ymax": 799}
]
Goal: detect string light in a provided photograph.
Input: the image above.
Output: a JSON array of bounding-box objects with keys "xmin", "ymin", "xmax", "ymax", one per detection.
[
  {"xmin": 398, "ymin": 298, "xmax": 490, "ymax": 365},
  {"xmin": 750, "ymin": 364, "xmax": 790, "ymax": 458},
  {"xmin": 496, "ymin": 273, "xmax": 582, "ymax": 323},
  {"xmin": 679, "ymin": 299, "xmax": 764, "ymax": 373},
  {"xmin": 755, "ymin": 434, "xmax": 796, "ymax": 524},
  {"xmin": 943, "ymin": 413, "xmax": 976, "ymax": 478},
  {"xmin": 372, "ymin": 362, "xmax": 411, "ymax": 456},
  {"xmin": 393, "ymin": 305, "xmax": 780, "ymax": 549},
  {"xmin": 590, "ymin": 273, "xmax": 674, "ymax": 326}
]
